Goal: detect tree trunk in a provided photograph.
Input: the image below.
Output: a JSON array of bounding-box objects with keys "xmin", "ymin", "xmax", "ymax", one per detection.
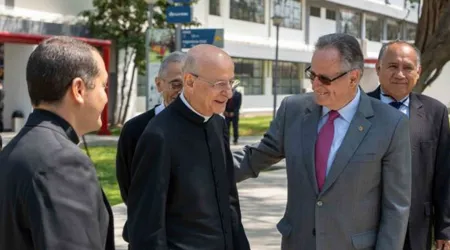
[
  {"xmin": 121, "ymin": 62, "xmax": 137, "ymax": 124},
  {"xmin": 413, "ymin": 0, "xmax": 450, "ymax": 92},
  {"xmin": 117, "ymin": 48, "xmax": 134, "ymax": 125}
]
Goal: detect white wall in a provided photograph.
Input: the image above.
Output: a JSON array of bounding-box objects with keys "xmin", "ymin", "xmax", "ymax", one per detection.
[
  {"xmin": 192, "ymin": 0, "xmax": 311, "ymax": 63},
  {"xmin": 422, "ymin": 62, "xmax": 450, "ymax": 107},
  {"xmin": 3, "ymin": 44, "xmax": 35, "ymax": 131},
  {"xmin": 309, "ymin": 16, "xmax": 336, "ymax": 45},
  {"xmin": 14, "ymin": 0, "xmax": 93, "ymax": 16}
]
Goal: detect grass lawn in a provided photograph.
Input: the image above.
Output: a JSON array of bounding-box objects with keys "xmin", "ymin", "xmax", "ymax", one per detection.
[
  {"xmin": 82, "ymin": 146, "xmax": 122, "ymax": 206},
  {"xmin": 109, "ymin": 115, "xmax": 273, "ymax": 137},
  {"xmin": 239, "ymin": 115, "xmax": 272, "ymax": 136}
]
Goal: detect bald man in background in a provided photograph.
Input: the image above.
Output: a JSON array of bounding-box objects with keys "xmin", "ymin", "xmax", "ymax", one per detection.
[{"xmin": 127, "ymin": 44, "xmax": 250, "ymax": 250}]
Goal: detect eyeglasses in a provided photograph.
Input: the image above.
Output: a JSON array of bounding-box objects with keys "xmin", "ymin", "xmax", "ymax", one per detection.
[
  {"xmin": 167, "ymin": 80, "xmax": 183, "ymax": 91},
  {"xmin": 305, "ymin": 66, "xmax": 352, "ymax": 85},
  {"xmin": 189, "ymin": 73, "xmax": 240, "ymax": 90}
]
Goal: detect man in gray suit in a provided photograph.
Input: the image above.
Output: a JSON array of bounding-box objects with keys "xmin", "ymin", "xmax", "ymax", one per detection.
[{"xmin": 234, "ymin": 33, "xmax": 412, "ymax": 250}]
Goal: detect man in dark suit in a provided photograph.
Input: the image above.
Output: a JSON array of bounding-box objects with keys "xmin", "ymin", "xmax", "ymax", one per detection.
[
  {"xmin": 116, "ymin": 51, "xmax": 186, "ymax": 246},
  {"xmin": 368, "ymin": 40, "xmax": 450, "ymax": 250},
  {"xmin": 0, "ymin": 81, "xmax": 4, "ymax": 132},
  {"xmin": 0, "ymin": 36, "xmax": 114, "ymax": 250},
  {"xmin": 127, "ymin": 44, "xmax": 250, "ymax": 249},
  {"xmin": 224, "ymin": 88, "xmax": 242, "ymax": 144}
]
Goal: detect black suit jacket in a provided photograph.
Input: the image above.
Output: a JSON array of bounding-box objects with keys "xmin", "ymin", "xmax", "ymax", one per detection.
[
  {"xmin": 116, "ymin": 107, "xmax": 156, "ymax": 243},
  {"xmin": 0, "ymin": 109, "xmax": 115, "ymax": 250},
  {"xmin": 225, "ymin": 90, "xmax": 242, "ymax": 114},
  {"xmin": 127, "ymin": 97, "xmax": 250, "ymax": 250},
  {"xmin": 368, "ymin": 87, "xmax": 450, "ymax": 250}
]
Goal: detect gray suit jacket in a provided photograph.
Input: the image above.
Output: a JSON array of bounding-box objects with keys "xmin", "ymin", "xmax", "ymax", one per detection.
[{"xmin": 234, "ymin": 91, "xmax": 412, "ymax": 250}]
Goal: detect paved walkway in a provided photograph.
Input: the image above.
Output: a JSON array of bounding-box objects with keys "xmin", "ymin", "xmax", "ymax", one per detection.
[{"xmin": 113, "ymin": 169, "xmax": 288, "ymax": 250}]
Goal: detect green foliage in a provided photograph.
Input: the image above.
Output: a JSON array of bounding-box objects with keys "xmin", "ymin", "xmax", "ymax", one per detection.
[{"xmin": 79, "ymin": 0, "xmax": 201, "ymax": 74}]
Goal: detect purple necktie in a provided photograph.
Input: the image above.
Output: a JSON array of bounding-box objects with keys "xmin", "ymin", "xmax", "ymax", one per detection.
[{"xmin": 315, "ymin": 110, "xmax": 340, "ymax": 191}]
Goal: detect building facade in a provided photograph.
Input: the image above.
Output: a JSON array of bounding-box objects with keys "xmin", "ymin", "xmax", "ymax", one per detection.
[{"xmin": 139, "ymin": 0, "xmax": 421, "ymax": 114}]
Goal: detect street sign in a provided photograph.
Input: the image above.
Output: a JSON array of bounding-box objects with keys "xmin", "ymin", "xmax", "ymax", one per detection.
[
  {"xmin": 166, "ymin": 6, "xmax": 192, "ymax": 24},
  {"xmin": 170, "ymin": 0, "xmax": 191, "ymax": 3},
  {"xmin": 181, "ymin": 29, "xmax": 224, "ymax": 49}
]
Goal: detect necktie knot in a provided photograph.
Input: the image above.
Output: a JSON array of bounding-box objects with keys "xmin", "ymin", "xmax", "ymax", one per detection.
[
  {"xmin": 327, "ymin": 110, "xmax": 340, "ymax": 123},
  {"xmin": 389, "ymin": 101, "xmax": 403, "ymax": 109}
]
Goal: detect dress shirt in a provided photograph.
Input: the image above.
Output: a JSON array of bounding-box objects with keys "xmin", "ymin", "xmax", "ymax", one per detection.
[
  {"xmin": 155, "ymin": 102, "xmax": 165, "ymax": 115},
  {"xmin": 318, "ymin": 87, "xmax": 361, "ymax": 176},
  {"xmin": 380, "ymin": 87, "xmax": 410, "ymax": 117}
]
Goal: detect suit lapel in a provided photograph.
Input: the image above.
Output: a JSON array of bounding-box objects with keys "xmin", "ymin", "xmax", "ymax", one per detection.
[
  {"xmin": 408, "ymin": 93, "xmax": 424, "ymax": 151},
  {"xmin": 320, "ymin": 92, "xmax": 374, "ymax": 194},
  {"xmin": 301, "ymin": 102, "xmax": 321, "ymax": 194}
]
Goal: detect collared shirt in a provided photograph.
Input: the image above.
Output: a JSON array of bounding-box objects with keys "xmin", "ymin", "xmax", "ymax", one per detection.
[
  {"xmin": 155, "ymin": 102, "xmax": 166, "ymax": 115},
  {"xmin": 379, "ymin": 87, "xmax": 410, "ymax": 117},
  {"xmin": 180, "ymin": 91, "xmax": 211, "ymax": 122},
  {"xmin": 318, "ymin": 87, "xmax": 361, "ymax": 176}
]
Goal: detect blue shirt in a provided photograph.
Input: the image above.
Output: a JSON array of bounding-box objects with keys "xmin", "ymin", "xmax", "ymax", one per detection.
[
  {"xmin": 379, "ymin": 88, "xmax": 410, "ymax": 117},
  {"xmin": 317, "ymin": 87, "xmax": 361, "ymax": 176}
]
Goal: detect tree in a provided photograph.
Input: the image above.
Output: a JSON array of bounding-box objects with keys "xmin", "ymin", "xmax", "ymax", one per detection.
[
  {"xmin": 413, "ymin": 0, "xmax": 450, "ymax": 92},
  {"xmin": 79, "ymin": 0, "xmax": 199, "ymax": 125}
]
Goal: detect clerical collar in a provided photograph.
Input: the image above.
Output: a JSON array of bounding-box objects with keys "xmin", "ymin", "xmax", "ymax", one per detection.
[
  {"xmin": 179, "ymin": 91, "xmax": 211, "ymax": 122},
  {"xmin": 30, "ymin": 109, "xmax": 80, "ymax": 145}
]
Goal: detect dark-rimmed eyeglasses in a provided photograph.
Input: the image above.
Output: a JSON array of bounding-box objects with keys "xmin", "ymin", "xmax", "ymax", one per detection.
[
  {"xmin": 305, "ymin": 66, "xmax": 352, "ymax": 85},
  {"xmin": 189, "ymin": 73, "xmax": 240, "ymax": 90}
]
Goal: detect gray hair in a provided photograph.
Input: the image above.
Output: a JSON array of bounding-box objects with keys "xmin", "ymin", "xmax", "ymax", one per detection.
[
  {"xmin": 158, "ymin": 51, "xmax": 187, "ymax": 78},
  {"xmin": 377, "ymin": 40, "xmax": 421, "ymax": 66},
  {"xmin": 182, "ymin": 53, "xmax": 196, "ymax": 74},
  {"xmin": 315, "ymin": 33, "xmax": 365, "ymax": 76}
]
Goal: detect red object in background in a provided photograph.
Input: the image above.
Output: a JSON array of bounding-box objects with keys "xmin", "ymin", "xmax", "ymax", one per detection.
[{"xmin": 0, "ymin": 31, "xmax": 112, "ymax": 135}]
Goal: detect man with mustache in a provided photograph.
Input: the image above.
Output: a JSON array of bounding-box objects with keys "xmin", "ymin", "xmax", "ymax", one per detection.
[{"xmin": 368, "ymin": 41, "xmax": 450, "ymax": 250}]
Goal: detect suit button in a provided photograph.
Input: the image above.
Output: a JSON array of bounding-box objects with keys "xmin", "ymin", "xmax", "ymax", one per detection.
[
  {"xmin": 312, "ymin": 228, "xmax": 316, "ymax": 236},
  {"xmin": 317, "ymin": 201, "xmax": 323, "ymax": 206}
]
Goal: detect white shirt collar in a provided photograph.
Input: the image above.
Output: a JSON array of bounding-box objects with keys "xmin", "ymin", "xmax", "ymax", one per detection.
[
  {"xmin": 179, "ymin": 91, "xmax": 211, "ymax": 122},
  {"xmin": 379, "ymin": 86, "xmax": 410, "ymax": 107},
  {"xmin": 155, "ymin": 102, "xmax": 165, "ymax": 115}
]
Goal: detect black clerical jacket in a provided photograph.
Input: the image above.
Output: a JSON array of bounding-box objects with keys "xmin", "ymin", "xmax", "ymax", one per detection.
[
  {"xmin": 127, "ymin": 96, "xmax": 250, "ymax": 250},
  {"xmin": 0, "ymin": 109, "xmax": 114, "ymax": 250}
]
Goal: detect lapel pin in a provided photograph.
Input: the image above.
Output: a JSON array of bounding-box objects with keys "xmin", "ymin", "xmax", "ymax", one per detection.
[{"xmin": 358, "ymin": 126, "xmax": 364, "ymax": 131}]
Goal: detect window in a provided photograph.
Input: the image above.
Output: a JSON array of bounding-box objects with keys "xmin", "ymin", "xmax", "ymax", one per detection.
[
  {"xmin": 326, "ymin": 9, "xmax": 336, "ymax": 20},
  {"xmin": 404, "ymin": 23, "xmax": 416, "ymax": 41},
  {"xmin": 365, "ymin": 15, "xmax": 382, "ymax": 41},
  {"xmin": 233, "ymin": 58, "xmax": 264, "ymax": 95},
  {"xmin": 387, "ymin": 20, "xmax": 400, "ymax": 40},
  {"xmin": 230, "ymin": 0, "xmax": 265, "ymax": 24},
  {"xmin": 209, "ymin": 0, "xmax": 221, "ymax": 16},
  {"xmin": 310, "ymin": 6, "xmax": 321, "ymax": 17},
  {"xmin": 273, "ymin": 0, "xmax": 302, "ymax": 30},
  {"xmin": 337, "ymin": 9, "xmax": 361, "ymax": 38},
  {"xmin": 274, "ymin": 61, "xmax": 303, "ymax": 95}
]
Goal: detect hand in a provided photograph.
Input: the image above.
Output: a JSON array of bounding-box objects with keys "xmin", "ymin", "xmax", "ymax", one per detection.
[
  {"xmin": 229, "ymin": 112, "xmax": 234, "ymax": 117},
  {"xmin": 436, "ymin": 240, "xmax": 450, "ymax": 250}
]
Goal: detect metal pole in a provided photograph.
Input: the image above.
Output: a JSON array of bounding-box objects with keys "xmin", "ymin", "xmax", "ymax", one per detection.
[
  {"xmin": 175, "ymin": 24, "xmax": 182, "ymax": 51},
  {"xmin": 273, "ymin": 24, "xmax": 280, "ymax": 119},
  {"xmin": 145, "ymin": 3, "xmax": 154, "ymax": 111}
]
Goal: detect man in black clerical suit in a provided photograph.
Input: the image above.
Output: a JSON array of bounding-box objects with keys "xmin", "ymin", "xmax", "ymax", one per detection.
[
  {"xmin": 127, "ymin": 44, "xmax": 250, "ymax": 250},
  {"xmin": 368, "ymin": 41, "xmax": 450, "ymax": 250},
  {"xmin": 0, "ymin": 36, "xmax": 114, "ymax": 250},
  {"xmin": 116, "ymin": 51, "xmax": 186, "ymax": 246}
]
